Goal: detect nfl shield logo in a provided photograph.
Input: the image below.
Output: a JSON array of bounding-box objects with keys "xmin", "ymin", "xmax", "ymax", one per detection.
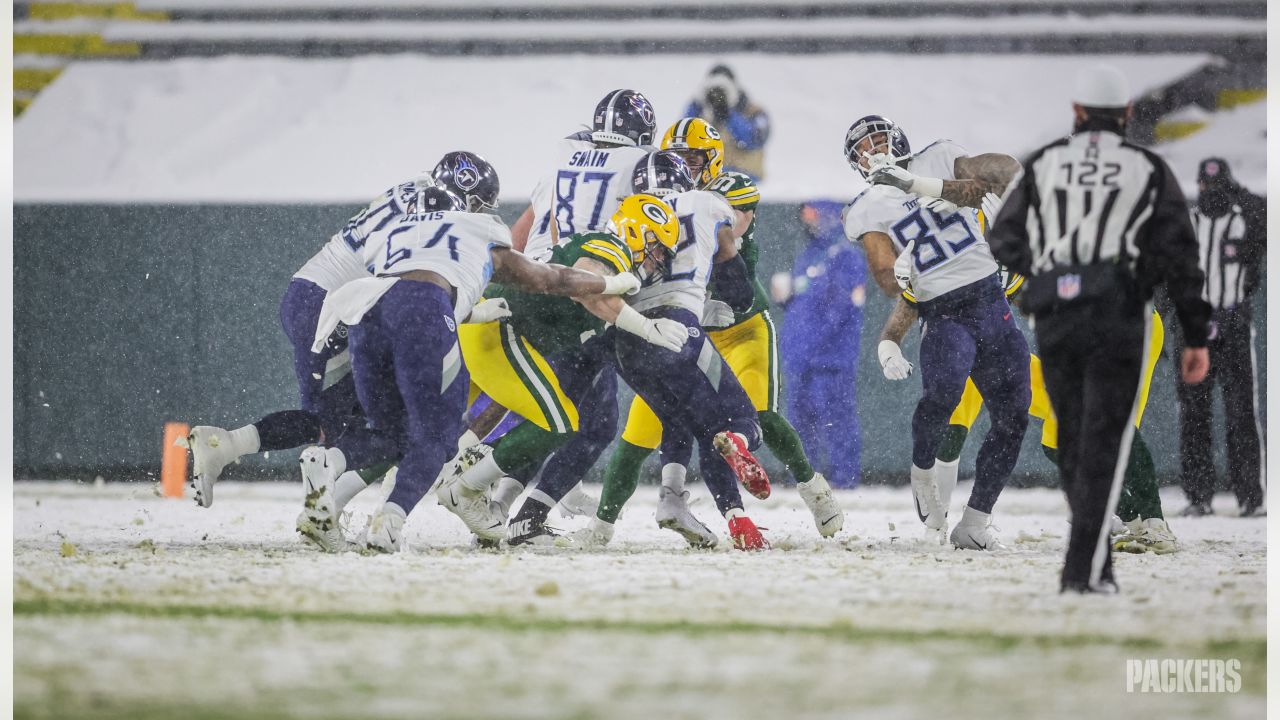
[{"xmin": 1057, "ymin": 273, "xmax": 1082, "ymax": 300}]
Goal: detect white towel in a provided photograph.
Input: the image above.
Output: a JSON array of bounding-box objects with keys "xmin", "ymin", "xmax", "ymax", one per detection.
[{"xmin": 311, "ymin": 277, "xmax": 400, "ymax": 354}]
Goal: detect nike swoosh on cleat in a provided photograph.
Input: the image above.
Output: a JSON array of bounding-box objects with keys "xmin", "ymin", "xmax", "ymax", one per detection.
[
  {"xmin": 821, "ymin": 514, "xmax": 840, "ymax": 527},
  {"xmin": 913, "ymin": 494, "xmax": 929, "ymax": 524}
]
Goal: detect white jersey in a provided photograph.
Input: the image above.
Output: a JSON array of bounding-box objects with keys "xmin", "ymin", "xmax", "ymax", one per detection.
[
  {"xmin": 361, "ymin": 209, "xmax": 513, "ymax": 322},
  {"xmin": 843, "ymin": 140, "xmax": 997, "ymax": 303},
  {"xmin": 525, "ymin": 134, "xmax": 649, "ymax": 262},
  {"xmin": 293, "ymin": 173, "xmax": 435, "ymax": 291},
  {"xmin": 628, "ymin": 189, "xmax": 734, "ymax": 315}
]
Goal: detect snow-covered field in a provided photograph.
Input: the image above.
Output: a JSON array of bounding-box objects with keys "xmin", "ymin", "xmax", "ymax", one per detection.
[{"xmin": 14, "ymin": 480, "xmax": 1265, "ymax": 719}]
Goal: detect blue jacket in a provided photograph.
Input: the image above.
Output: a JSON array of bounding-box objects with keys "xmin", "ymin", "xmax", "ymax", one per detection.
[{"xmin": 779, "ymin": 201, "xmax": 867, "ymax": 372}]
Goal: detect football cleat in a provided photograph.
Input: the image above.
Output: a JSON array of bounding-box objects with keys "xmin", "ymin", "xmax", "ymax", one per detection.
[
  {"xmin": 438, "ymin": 476, "xmax": 505, "ymax": 543},
  {"xmin": 557, "ymin": 483, "xmax": 600, "ymax": 519},
  {"xmin": 1113, "ymin": 518, "xmax": 1179, "ymax": 555},
  {"xmin": 431, "ymin": 443, "xmax": 493, "ymax": 498},
  {"xmin": 910, "ymin": 464, "xmax": 948, "ymax": 540},
  {"xmin": 186, "ymin": 426, "xmax": 240, "ymax": 508},
  {"xmin": 713, "ymin": 431, "xmax": 771, "ymax": 500},
  {"xmin": 797, "ymin": 473, "xmax": 844, "ymax": 538},
  {"xmin": 507, "ymin": 516, "xmax": 563, "ymax": 549},
  {"xmin": 1179, "ymin": 501, "xmax": 1214, "ymax": 517},
  {"xmin": 564, "ymin": 518, "xmax": 614, "ymax": 550},
  {"xmin": 949, "ymin": 511, "xmax": 1006, "ymax": 551},
  {"xmin": 656, "ymin": 486, "xmax": 718, "ymax": 549},
  {"xmin": 363, "ymin": 504, "xmax": 406, "ymax": 554},
  {"xmin": 296, "ymin": 447, "xmax": 348, "ymax": 553},
  {"xmin": 727, "ymin": 515, "xmax": 769, "ymax": 551}
]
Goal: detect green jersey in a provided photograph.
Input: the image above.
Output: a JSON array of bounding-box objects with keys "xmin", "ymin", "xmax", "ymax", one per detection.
[
  {"xmin": 486, "ymin": 232, "xmax": 633, "ymax": 355},
  {"xmin": 705, "ymin": 170, "xmax": 770, "ymax": 326}
]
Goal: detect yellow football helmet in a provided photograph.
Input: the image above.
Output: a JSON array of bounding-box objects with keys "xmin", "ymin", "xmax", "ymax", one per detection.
[
  {"xmin": 609, "ymin": 194, "xmax": 679, "ymax": 272},
  {"xmin": 660, "ymin": 117, "xmax": 724, "ymax": 186}
]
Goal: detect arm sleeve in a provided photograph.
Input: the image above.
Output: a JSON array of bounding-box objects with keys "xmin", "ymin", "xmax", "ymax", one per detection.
[
  {"xmin": 1134, "ymin": 157, "xmax": 1212, "ymax": 347},
  {"xmin": 710, "ymin": 254, "xmax": 754, "ymax": 312},
  {"xmin": 985, "ymin": 165, "xmax": 1037, "ymax": 276}
]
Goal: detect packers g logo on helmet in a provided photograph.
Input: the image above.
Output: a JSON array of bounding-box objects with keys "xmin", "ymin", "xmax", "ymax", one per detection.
[
  {"xmin": 661, "ymin": 117, "xmax": 724, "ymax": 186},
  {"xmin": 609, "ymin": 194, "xmax": 679, "ymax": 268}
]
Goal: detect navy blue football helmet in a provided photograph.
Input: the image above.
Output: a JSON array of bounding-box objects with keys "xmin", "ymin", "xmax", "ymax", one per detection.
[
  {"xmin": 631, "ymin": 151, "xmax": 696, "ymax": 198},
  {"xmin": 414, "ymin": 185, "xmax": 463, "ymax": 213},
  {"xmin": 592, "ymin": 89, "xmax": 657, "ymax": 148},
  {"xmin": 431, "ymin": 151, "xmax": 500, "ymax": 213},
  {"xmin": 844, "ymin": 115, "xmax": 912, "ymax": 178}
]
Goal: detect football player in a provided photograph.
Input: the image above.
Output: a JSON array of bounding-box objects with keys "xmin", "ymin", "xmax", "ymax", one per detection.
[
  {"xmin": 845, "ymin": 114, "xmax": 1029, "ymax": 549},
  {"xmin": 572, "ymin": 150, "xmax": 773, "ymax": 551},
  {"xmin": 510, "ymin": 89, "xmax": 657, "ymax": 261},
  {"xmin": 183, "ymin": 169, "xmax": 442, "ymax": 510},
  {"xmin": 604, "ymin": 120, "xmax": 845, "ymax": 545},
  {"xmin": 295, "ymin": 153, "xmax": 642, "ymax": 552}
]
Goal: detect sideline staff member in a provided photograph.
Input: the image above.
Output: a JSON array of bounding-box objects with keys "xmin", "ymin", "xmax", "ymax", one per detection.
[{"xmin": 986, "ymin": 64, "xmax": 1211, "ymax": 594}]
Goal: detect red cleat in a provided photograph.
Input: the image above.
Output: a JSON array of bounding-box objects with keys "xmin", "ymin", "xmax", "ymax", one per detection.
[
  {"xmin": 713, "ymin": 431, "xmax": 771, "ymax": 499},
  {"xmin": 728, "ymin": 515, "xmax": 769, "ymax": 551}
]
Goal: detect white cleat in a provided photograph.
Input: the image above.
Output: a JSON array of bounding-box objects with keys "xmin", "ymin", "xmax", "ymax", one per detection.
[
  {"xmin": 950, "ymin": 509, "xmax": 1006, "ymax": 551},
  {"xmin": 558, "ymin": 483, "xmax": 600, "ymax": 518},
  {"xmin": 564, "ymin": 518, "xmax": 614, "ymax": 550},
  {"xmin": 363, "ymin": 504, "xmax": 406, "ymax": 554},
  {"xmin": 186, "ymin": 426, "xmax": 240, "ymax": 508},
  {"xmin": 655, "ymin": 486, "xmax": 717, "ymax": 548},
  {"xmin": 1114, "ymin": 517, "xmax": 1179, "ymax": 555},
  {"xmin": 431, "ymin": 443, "xmax": 493, "ymax": 498},
  {"xmin": 296, "ymin": 447, "xmax": 347, "ymax": 553},
  {"xmin": 797, "ymin": 473, "xmax": 844, "ymax": 538},
  {"xmin": 910, "ymin": 464, "xmax": 948, "ymax": 543},
  {"xmin": 439, "ymin": 477, "xmax": 505, "ymax": 543}
]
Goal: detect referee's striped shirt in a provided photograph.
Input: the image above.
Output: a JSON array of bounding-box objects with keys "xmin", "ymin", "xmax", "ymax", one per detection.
[
  {"xmin": 986, "ymin": 128, "xmax": 1211, "ymax": 347},
  {"xmin": 1192, "ymin": 205, "xmax": 1250, "ymax": 310}
]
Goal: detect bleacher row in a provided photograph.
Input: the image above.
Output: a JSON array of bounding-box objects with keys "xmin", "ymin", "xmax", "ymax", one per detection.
[{"xmin": 12, "ymin": 0, "xmax": 1268, "ymax": 134}]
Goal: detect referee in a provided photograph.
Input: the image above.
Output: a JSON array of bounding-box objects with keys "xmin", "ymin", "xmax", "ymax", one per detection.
[
  {"xmin": 1179, "ymin": 157, "xmax": 1267, "ymax": 517},
  {"xmin": 985, "ymin": 64, "xmax": 1211, "ymax": 594}
]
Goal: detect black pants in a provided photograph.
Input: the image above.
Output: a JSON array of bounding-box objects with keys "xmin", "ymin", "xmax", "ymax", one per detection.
[
  {"xmin": 1177, "ymin": 305, "xmax": 1265, "ymax": 509},
  {"xmin": 1035, "ymin": 299, "xmax": 1149, "ymax": 591}
]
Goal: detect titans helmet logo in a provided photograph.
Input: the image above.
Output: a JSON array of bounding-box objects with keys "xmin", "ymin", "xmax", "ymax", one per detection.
[
  {"xmin": 454, "ymin": 156, "xmax": 481, "ymax": 191},
  {"xmin": 629, "ymin": 95, "xmax": 655, "ymax": 125}
]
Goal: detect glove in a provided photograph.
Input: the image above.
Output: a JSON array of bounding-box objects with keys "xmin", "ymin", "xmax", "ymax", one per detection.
[
  {"xmin": 867, "ymin": 163, "xmax": 944, "ymax": 198},
  {"xmin": 615, "ymin": 305, "xmax": 688, "ymax": 352},
  {"xmin": 877, "ymin": 340, "xmax": 913, "ymax": 381},
  {"xmin": 466, "ymin": 297, "xmax": 511, "ymax": 324},
  {"xmin": 701, "ymin": 299, "xmax": 736, "ymax": 329},
  {"xmin": 893, "ymin": 241, "xmax": 915, "ymax": 290},
  {"xmin": 980, "ymin": 192, "xmax": 1005, "ymax": 228},
  {"xmin": 645, "ymin": 318, "xmax": 690, "ymax": 352},
  {"xmin": 923, "ymin": 197, "xmax": 960, "ymax": 216},
  {"xmin": 602, "ymin": 272, "xmax": 641, "ymax": 296}
]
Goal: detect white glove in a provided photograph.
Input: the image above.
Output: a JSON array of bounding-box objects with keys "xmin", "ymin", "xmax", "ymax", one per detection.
[
  {"xmin": 980, "ymin": 192, "xmax": 1005, "ymax": 229},
  {"xmin": 877, "ymin": 340, "xmax": 913, "ymax": 381},
  {"xmin": 602, "ymin": 272, "xmax": 641, "ymax": 296},
  {"xmin": 466, "ymin": 297, "xmax": 511, "ymax": 324},
  {"xmin": 867, "ymin": 163, "xmax": 944, "ymax": 198},
  {"xmin": 923, "ymin": 196, "xmax": 960, "ymax": 216},
  {"xmin": 701, "ymin": 299, "xmax": 736, "ymax": 329},
  {"xmin": 645, "ymin": 318, "xmax": 690, "ymax": 352},
  {"xmin": 893, "ymin": 241, "xmax": 915, "ymax": 290},
  {"xmin": 615, "ymin": 305, "xmax": 688, "ymax": 352}
]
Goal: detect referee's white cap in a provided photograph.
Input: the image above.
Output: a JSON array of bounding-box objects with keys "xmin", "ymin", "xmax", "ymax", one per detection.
[{"xmin": 1072, "ymin": 64, "xmax": 1131, "ymax": 108}]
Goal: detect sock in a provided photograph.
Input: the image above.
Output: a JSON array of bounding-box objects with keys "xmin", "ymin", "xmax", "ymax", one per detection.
[
  {"xmin": 935, "ymin": 424, "xmax": 969, "ymax": 464},
  {"xmin": 491, "ymin": 421, "xmax": 570, "ymax": 480},
  {"xmin": 958, "ymin": 505, "xmax": 990, "ymax": 528},
  {"xmin": 492, "ymin": 476, "xmax": 524, "ymax": 515},
  {"xmin": 333, "ymin": 471, "xmax": 368, "ymax": 511},
  {"xmin": 661, "ymin": 463, "xmax": 687, "ymax": 494},
  {"xmin": 724, "ymin": 507, "xmax": 746, "ymax": 521},
  {"xmin": 228, "ymin": 424, "xmax": 261, "ymax": 456},
  {"xmin": 934, "ymin": 459, "xmax": 960, "ymax": 514},
  {"xmin": 597, "ymin": 441, "xmax": 652, "ymax": 524},
  {"xmin": 1116, "ymin": 431, "xmax": 1163, "ymax": 521},
  {"xmin": 380, "ymin": 501, "xmax": 408, "ymax": 521},
  {"xmin": 459, "ymin": 453, "xmax": 505, "ymax": 493},
  {"xmin": 320, "ymin": 446, "xmax": 348, "ymax": 477},
  {"xmin": 759, "ymin": 411, "xmax": 815, "ymax": 484},
  {"xmin": 252, "ymin": 411, "xmax": 318, "ymax": 452},
  {"xmin": 357, "ymin": 461, "xmax": 394, "ymax": 486}
]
